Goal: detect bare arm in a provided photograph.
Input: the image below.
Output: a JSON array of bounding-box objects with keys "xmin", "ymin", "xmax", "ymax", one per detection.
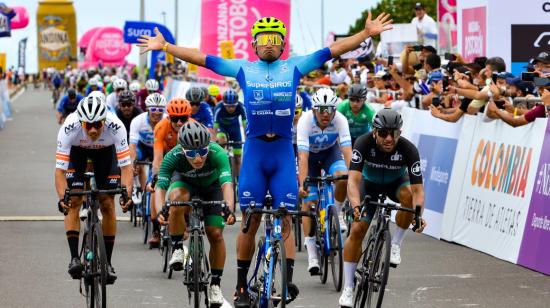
[
  {"xmin": 138, "ymin": 27, "xmax": 207, "ymax": 67},
  {"xmin": 341, "ymin": 146, "xmax": 352, "ymax": 169},
  {"xmin": 494, "ymin": 108, "xmax": 529, "ymax": 127},
  {"xmin": 347, "ymin": 170, "xmax": 363, "ymax": 208},
  {"xmin": 55, "ymin": 169, "xmax": 68, "ymax": 200},
  {"xmin": 221, "ymin": 182, "xmax": 235, "ymax": 213},
  {"xmin": 329, "ymin": 12, "xmax": 393, "ymax": 58},
  {"xmin": 410, "ymin": 184, "xmax": 425, "ymax": 212},
  {"xmin": 388, "ymin": 65, "xmax": 414, "ymax": 100},
  {"xmin": 430, "ymin": 106, "xmax": 464, "ymax": 122},
  {"xmin": 298, "ymin": 151, "xmax": 309, "ymax": 189},
  {"xmin": 129, "ymin": 144, "xmax": 138, "ymax": 163},
  {"xmin": 152, "ymin": 148, "xmax": 164, "ymax": 175},
  {"xmin": 120, "ymin": 165, "xmax": 134, "ymax": 196}
]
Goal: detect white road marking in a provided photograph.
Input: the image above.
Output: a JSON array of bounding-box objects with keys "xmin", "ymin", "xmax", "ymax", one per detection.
[
  {"xmin": 429, "ymin": 273, "xmax": 474, "ymax": 279},
  {"xmin": 0, "ymin": 216, "xmax": 130, "ymax": 221}
]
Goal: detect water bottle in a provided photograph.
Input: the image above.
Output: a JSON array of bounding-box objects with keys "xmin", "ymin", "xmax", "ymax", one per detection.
[
  {"xmin": 264, "ymin": 246, "xmax": 271, "ymax": 275},
  {"xmin": 319, "ymin": 208, "xmax": 326, "ymax": 233}
]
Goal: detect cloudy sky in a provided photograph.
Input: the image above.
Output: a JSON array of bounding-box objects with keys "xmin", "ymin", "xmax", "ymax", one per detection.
[{"xmin": 1, "ymin": 0, "xmax": 378, "ymax": 72}]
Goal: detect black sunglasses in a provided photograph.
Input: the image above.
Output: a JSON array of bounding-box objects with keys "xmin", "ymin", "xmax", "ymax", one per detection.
[
  {"xmin": 120, "ymin": 102, "xmax": 134, "ymax": 108},
  {"xmin": 376, "ymin": 128, "xmax": 400, "ymax": 139},
  {"xmin": 170, "ymin": 115, "xmax": 189, "ymax": 123}
]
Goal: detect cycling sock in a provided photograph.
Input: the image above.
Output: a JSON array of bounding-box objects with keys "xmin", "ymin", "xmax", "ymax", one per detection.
[
  {"xmin": 236, "ymin": 259, "xmax": 252, "ymax": 289},
  {"xmin": 66, "ymin": 231, "xmax": 79, "ymax": 259},
  {"xmin": 210, "ymin": 268, "xmax": 223, "ymax": 286},
  {"xmin": 286, "ymin": 259, "xmax": 294, "ymax": 282},
  {"xmin": 344, "ymin": 262, "xmax": 357, "ymax": 289},
  {"xmin": 335, "ymin": 200, "xmax": 344, "ymax": 216},
  {"xmin": 152, "ymin": 218, "xmax": 160, "ymax": 233},
  {"xmin": 104, "ymin": 236, "xmax": 115, "ymax": 264},
  {"xmin": 304, "ymin": 237, "xmax": 317, "ymax": 261},
  {"xmin": 171, "ymin": 235, "xmax": 184, "ymax": 250},
  {"xmin": 392, "ymin": 226, "xmax": 407, "ymax": 246}
]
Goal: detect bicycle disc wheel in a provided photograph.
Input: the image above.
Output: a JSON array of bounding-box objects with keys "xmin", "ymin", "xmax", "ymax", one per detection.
[
  {"xmin": 191, "ymin": 232, "xmax": 202, "ymax": 308},
  {"xmin": 329, "ymin": 206, "xmax": 343, "ymax": 291},
  {"xmin": 92, "ymin": 225, "xmax": 107, "ymax": 308},
  {"xmin": 354, "ymin": 233, "xmax": 376, "ymax": 308},
  {"xmin": 366, "ymin": 229, "xmax": 391, "ymax": 308},
  {"xmin": 268, "ymin": 240, "xmax": 287, "ymax": 308}
]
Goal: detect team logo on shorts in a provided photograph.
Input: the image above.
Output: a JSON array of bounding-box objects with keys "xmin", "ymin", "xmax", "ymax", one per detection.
[{"xmin": 352, "ymin": 149, "xmax": 363, "ymax": 164}]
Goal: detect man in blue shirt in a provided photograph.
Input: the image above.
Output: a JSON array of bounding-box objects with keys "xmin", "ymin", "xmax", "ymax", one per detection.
[
  {"xmin": 56, "ymin": 88, "xmax": 84, "ymax": 124},
  {"xmin": 138, "ymin": 12, "xmax": 393, "ymax": 307}
]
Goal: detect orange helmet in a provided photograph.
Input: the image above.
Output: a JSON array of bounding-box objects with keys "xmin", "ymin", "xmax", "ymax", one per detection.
[{"xmin": 166, "ymin": 98, "xmax": 192, "ymax": 116}]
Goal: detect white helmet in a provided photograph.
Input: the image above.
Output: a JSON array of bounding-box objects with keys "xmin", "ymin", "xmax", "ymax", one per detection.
[
  {"xmin": 110, "ymin": 75, "xmax": 119, "ymax": 82},
  {"xmin": 312, "ymin": 88, "xmax": 338, "ymax": 107},
  {"xmin": 77, "ymin": 95, "xmax": 107, "ymax": 122},
  {"xmin": 88, "ymin": 90, "xmax": 106, "ymax": 103},
  {"xmin": 113, "ymin": 79, "xmax": 127, "ymax": 90},
  {"xmin": 129, "ymin": 81, "xmax": 141, "ymax": 92},
  {"xmin": 145, "ymin": 79, "xmax": 159, "ymax": 92},
  {"xmin": 93, "ymin": 74, "xmax": 102, "ymax": 82},
  {"xmin": 97, "ymin": 81, "xmax": 104, "ymax": 88},
  {"xmin": 145, "ymin": 93, "xmax": 167, "ymax": 108},
  {"xmin": 88, "ymin": 77, "xmax": 99, "ymax": 86},
  {"xmin": 104, "ymin": 75, "xmax": 111, "ymax": 83}
]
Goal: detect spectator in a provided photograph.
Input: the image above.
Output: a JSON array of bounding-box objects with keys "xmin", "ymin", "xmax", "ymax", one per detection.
[
  {"xmin": 411, "ymin": 3, "xmax": 437, "ymax": 48},
  {"xmin": 330, "ymin": 58, "xmax": 352, "ymax": 85}
]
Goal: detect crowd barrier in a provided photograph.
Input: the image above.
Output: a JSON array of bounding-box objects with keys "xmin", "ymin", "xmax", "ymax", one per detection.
[{"xmin": 167, "ymin": 79, "xmax": 550, "ymax": 275}]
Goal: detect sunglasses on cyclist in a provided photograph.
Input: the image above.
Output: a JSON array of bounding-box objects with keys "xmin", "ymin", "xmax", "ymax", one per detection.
[
  {"xmin": 349, "ymin": 97, "xmax": 364, "ymax": 103},
  {"xmin": 314, "ymin": 106, "xmax": 335, "ymax": 114},
  {"xmin": 376, "ymin": 128, "xmax": 401, "ymax": 139},
  {"xmin": 148, "ymin": 107, "xmax": 165, "ymax": 113},
  {"xmin": 170, "ymin": 115, "xmax": 189, "ymax": 123},
  {"xmin": 183, "ymin": 147, "xmax": 209, "ymax": 158},
  {"xmin": 294, "ymin": 108, "xmax": 302, "ymax": 116},
  {"xmin": 255, "ymin": 34, "xmax": 283, "ymax": 46},
  {"xmin": 190, "ymin": 102, "xmax": 201, "ymax": 106},
  {"xmin": 223, "ymin": 103, "xmax": 237, "ymax": 108},
  {"xmin": 120, "ymin": 102, "xmax": 134, "ymax": 108},
  {"xmin": 81, "ymin": 120, "xmax": 104, "ymax": 130}
]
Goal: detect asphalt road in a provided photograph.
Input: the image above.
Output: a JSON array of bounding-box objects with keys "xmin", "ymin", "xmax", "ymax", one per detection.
[{"xmin": 1, "ymin": 88, "xmax": 549, "ymax": 308}]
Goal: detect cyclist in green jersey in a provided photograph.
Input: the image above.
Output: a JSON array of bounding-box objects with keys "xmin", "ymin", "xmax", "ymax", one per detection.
[
  {"xmin": 155, "ymin": 122, "xmax": 236, "ymax": 306},
  {"xmin": 337, "ymin": 84, "xmax": 376, "ymax": 146}
]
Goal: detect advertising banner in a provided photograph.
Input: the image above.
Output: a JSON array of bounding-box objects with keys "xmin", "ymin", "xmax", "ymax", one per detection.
[
  {"xmin": 18, "ymin": 37, "xmax": 27, "ymax": 69},
  {"xmin": 199, "ymin": 0, "xmax": 291, "ymax": 79},
  {"xmin": 10, "ymin": 6, "xmax": 29, "ymax": 30},
  {"xmin": 511, "ymin": 25, "xmax": 550, "ymax": 76},
  {"xmin": 438, "ymin": 0, "xmax": 457, "ymax": 52},
  {"xmin": 517, "ymin": 121, "xmax": 550, "ymax": 275},
  {"xmin": 0, "ymin": 3, "xmax": 15, "ymax": 37},
  {"xmin": 449, "ymin": 119, "xmax": 545, "ymax": 263},
  {"xmin": 0, "ymin": 52, "xmax": 5, "ymax": 70},
  {"xmin": 461, "ymin": 6, "xmax": 486, "ymax": 62}
]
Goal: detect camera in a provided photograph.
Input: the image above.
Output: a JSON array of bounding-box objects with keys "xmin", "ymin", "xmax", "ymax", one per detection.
[
  {"xmin": 521, "ymin": 72, "xmax": 538, "ymax": 82},
  {"xmin": 412, "ymin": 45, "xmax": 423, "ymax": 52},
  {"xmin": 387, "ymin": 56, "xmax": 393, "ymax": 66},
  {"xmin": 432, "ymin": 96, "xmax": 441, "ymax": 107},
  {"xmin": 444, "ymin": 53, "xmax": 457, "ymax": 61}
]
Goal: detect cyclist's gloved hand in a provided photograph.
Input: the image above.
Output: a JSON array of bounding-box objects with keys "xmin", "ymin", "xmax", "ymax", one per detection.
[
  {"xmin": 58, "ymin": 199, "xmax": 71, "ymax": 213},
  {"xmin": 298, "ymin": 186, "xmax": 309, "ymax": 198},
  {"xmin": 225, "ymin": 211, "xmax": 236, "ymax": 225},
  {"xmin": 157, "ymin": 206, "xmax": 169, "ymax": 225},
  {"xmin": 151, "ymin": 174, "xmax": 159, "ymax": 189},
  {"xmin": 120, "ymin": 197, "xmax": 133, "ymax": 213}
]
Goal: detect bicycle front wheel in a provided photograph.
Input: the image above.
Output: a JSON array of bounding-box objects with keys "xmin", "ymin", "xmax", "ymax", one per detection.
[
  {"xmin": 366, "ymin": 229, "xmax": 391, "ymax": 308},
  {"xmin": 190, "ymin": 231, "xmax": 209, "ymax": 308},
  {"xmin": 91, "ymin": 224, "xmax": 107, "ymax": 308},
  {"xmin": 268, "ymin": 240, "xmax": 287, "ymax": 308},
  {"xmin": 328, "ymin": 206, "xmax": 343, "ymax": 291},
  {"xmin": 354, "ymin": 232, "xmax": 376, "ymax": 308}
]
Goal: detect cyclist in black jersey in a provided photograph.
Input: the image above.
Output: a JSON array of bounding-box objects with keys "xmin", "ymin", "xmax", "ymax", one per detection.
[{"xmin": 339, "ymin": 108, "xmax": 427, "ymax": 307}]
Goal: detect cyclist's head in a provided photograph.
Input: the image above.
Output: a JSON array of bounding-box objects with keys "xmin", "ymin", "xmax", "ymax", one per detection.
[
  {"xmin": 222, "ymin": 89, "xmax": 239, "ymax": 106},
  {"xmin": 113, "ymin": 79, "xmax": 127, "ymax": 92},
  {"xmin": 208, "ymin": 84, "xmax": 220, "ymax": 97},
  {"xmin": 373, "ymin": 108, "xmax": 403, "ymax": 152},
  {"xmin": 145, "ymin": 93, "xmax": 167, "ymax": 122},
  {"xmin": 312, "ymin": 88, "xmax": 338, "ymax": 129},
  {"xmin": 88, "ymin": 77, "xmax": 99, "ymax": 87},
  {"xmin": 67, "ymin": 88, "xmax": 77, "ymax": 100},
  {"xmin": 348, "ymin": 84, "xmax": 367, "ymax": 111},
  {"xmin": 77, "ymin": 96, "xmax": 107, "ymax": 140},
  {"xmin": 178, "ymin": 121, "xmax": 211, "ymax": 168},
  {"xmin": 167, "ymin": 98, "xmax": 191, "ymax": 130},
  {"xmin": 185, "ymin": 86, "xmax": 205, "ymax": 105},
  {"xmin": 145, "ymin": 79, "xmax": 159, "ymax": 92},
  {"xmin": 88, "ymin": 90, "xmax": 106, "ymax": 103},
  {"xmin": 251, "ymin": 17, "xmax": 286, "ymax": 62},
  {"xmin": 129, "ymin": 81, "xmax": 141, "ymax": 93}
]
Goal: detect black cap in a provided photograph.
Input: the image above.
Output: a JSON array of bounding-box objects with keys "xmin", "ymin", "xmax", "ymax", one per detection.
[
  {"xmin": 415, "ymin": 2, "xmax": 424, "ymax": 10},
  {"xmin": 422, "ymin": 45, "xmax": 437, "ymax": 54},
  {"xmin": 533, "ymin": 52, "xmax": 550, "ymax": 64}
]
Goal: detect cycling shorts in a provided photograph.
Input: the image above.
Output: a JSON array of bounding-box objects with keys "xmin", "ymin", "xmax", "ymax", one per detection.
[
  {"xmin": 167, "ymin": 175, "xmax": 225, "ymax": 229},
  {"xmin": 66, "ymin": 146, "xmax": 120, "ymax": 190},
  {"xmin": 137, "ymin": 141, "xmax": 154, "ymax": 162},
  {"xmin": 304, "ymin": 145, "xmax": 347, "ymax": 202},
  {"xmin": 360, "ymin": 175, "xmax": 410, "ymax": 223},
  {"xmin": 239, "ymin": 137, "xmax": 298, "ymax": 212},
  {"xmin": 218, "ymin": 124, "xmax": 243, "ymax": 152}
]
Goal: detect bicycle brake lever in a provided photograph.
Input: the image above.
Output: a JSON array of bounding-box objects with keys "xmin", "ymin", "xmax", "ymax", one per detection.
[{"xmin": 412, "ymin": 205, "xmax": 422, "ymax": 232}]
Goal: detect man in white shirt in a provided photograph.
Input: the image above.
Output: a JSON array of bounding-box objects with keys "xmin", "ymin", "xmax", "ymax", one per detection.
[
  {"xmin": 330, "ymin": 58, "xmax": 352, "ymax": 85},
  {"xmin": 411, "ymin": 3, "xmax": 437, "ymax": 48}
]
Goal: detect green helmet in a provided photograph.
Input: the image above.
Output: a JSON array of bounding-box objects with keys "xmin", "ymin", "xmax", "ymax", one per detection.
[{"xmin": 251, "ymin": 17, "xmax": 287, "ymax": 39}]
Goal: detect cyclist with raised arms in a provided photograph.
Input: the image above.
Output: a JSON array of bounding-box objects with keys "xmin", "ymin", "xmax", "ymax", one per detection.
[
  {"xmin": 297, "ymin": 88, "xmax": 352, "ymax": 274},
  {"xmin": 338, "ymin": 109, "xmax": 427, "ymax": 307},
  {"xmin": 155, "ymin": 121, "xmax": 236, "ymax": 306},
  {"xmin": 129, "ymin": 93, "xmax": 167, "ymax": 247},
  {"xmin": 55, "ymin": 95, "xmax": 133, "ymax": 283},
  {"xmin": 213, "ymin": 88, "xmax": 247, "ymax": 176},
  {"xmin": 337, "ymin": 83, "xmax": 376, "ymax": 146},
  {"xmin": 138, "ymin": 12, "xmax": 393, "ymax": 307}
]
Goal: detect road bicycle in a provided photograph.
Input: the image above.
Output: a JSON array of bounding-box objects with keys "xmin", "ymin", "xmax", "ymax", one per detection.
[
  {"xmin": 242, "ymin": 196, "xmax": 314, "ymax": 308},
  {"xmin": 353, "ymin": 195, "xmax": 421, "ymax": 308},
  {"xmin": 132, "ymin": 160, "xmax": 153, "ymax": 244},
  {"xmin": 60, "ymin": 172, "xmax": 128, "ymax": 308},
  {"xmin": 219, "ymin": 140, "xmax": 243, "ymax": 206},
  {"xmin": 304, "ymin": 174, "xmax": 347, "ymax": 291}
]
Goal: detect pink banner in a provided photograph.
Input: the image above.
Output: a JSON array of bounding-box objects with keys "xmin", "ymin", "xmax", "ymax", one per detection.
[
  {"xmin": 461, "ymin": 6, "xmax": 486, "ymax": 62},
  {"xmin": 79, "ymin": 27, "xmax": 101, "ymax": 49},
  {"xmin": 438, "ymin": 0, "xmax": 457, "ymax": 51},
  {"xmin": 199, "ymin": 0, "xmax": 291, "ymax": 79},
  {"xmin": 79, "ymin": 27, "xmax": 131, "ymax": 69},
  {"xmin": 10, "ymin": 6, "xmax": 29, "ymax": 30}
]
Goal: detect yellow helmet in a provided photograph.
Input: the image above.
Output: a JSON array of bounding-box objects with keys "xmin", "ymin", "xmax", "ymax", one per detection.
[
  {"xmin": 208, "ymin": 84, "xmax": 220, "ymax": 97},
  {"xmin": 251, "ymin": 17, "xmax": 287, "ymax": 38}
]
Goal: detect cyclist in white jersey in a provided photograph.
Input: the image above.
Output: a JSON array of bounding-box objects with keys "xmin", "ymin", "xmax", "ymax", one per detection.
[
  {"xmin": 296, "ymin": 88, "xmax": 352, "ymax": 274},
  {"xmin": 106, "ymin": 78, "xmax": 128, "ymax": 112}
]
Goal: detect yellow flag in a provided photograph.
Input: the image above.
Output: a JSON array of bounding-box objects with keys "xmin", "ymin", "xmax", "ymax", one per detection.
[{"xmin": 219, "ymin": 40, "xmax": 235, "ymax": 59}]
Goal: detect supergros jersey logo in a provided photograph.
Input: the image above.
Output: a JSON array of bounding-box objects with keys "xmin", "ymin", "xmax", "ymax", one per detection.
[{"xmin": 470, "ymin": 139, "xmax": 533, "ymax": 198}]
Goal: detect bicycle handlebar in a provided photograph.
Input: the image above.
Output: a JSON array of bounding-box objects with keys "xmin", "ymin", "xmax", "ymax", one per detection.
[
  {"xmin": 61, "ymin": 186, "xmax": 128, "ymax": 216},
  {"xmin": 218, "ymin": 141, "xmax": 245, "ymax": 146},
  {"xmin": 362, "ymin": 199, "xmax": 422, "ymax": 232},
  {"xmin": 162, "ymin": 199, "xmax": 233, "ymax": 221},
  {"xmin": 242, "ymin": 203, "xmax": 315, "ymax": 234},
  {"xmin": 134, "ymin": 160, "xmax": 152, "ymax": 166},
  {"xmin": 304, "ymin": 174, "xmax": 348, "ymax": 184}
]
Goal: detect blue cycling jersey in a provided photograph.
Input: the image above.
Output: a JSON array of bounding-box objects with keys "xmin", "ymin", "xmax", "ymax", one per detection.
[
  {"xmin": 213, "ymin": 102, "xmax": 247, "ymax": 127},
  {"xmin": 191, "ymin": 102, "xmax": 214, "ymax": 128},
  {"xmin": 57, "ymin": 93, "xmax": 84, "ymax": 115},
  {"xmin": 85, "ymin": 85, "xmax": 103, "ymax": 96},
  {"xmin": 205, "ymin": 48, "xmax": 332, "ymax": 139},
  {"xmin": 299, "ymin": 91, "xmax": 313, "ymax": 111}
]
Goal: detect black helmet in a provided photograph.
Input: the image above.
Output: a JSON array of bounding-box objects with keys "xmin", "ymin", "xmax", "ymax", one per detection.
[
  {"xmin": 178, "ymin": 121, "xmax": 211, "ymax": 149},
  {"xmin": 67, "ymin": 88, "xmax": 77, "ymax": 100},
  {"xmin": 185, "ymin": 87, "xmax": 205, "ymax": 103},
  {"xmin": 118, "ymin": 90, "xmax": 135, "ymax": 104},
  {"xmin": 373, "ymin": 108, "xmax": 403, "ymax": 129},
  {"xmin": 348, "ymin": 84, "xmax": 367, "ymax": 99}
]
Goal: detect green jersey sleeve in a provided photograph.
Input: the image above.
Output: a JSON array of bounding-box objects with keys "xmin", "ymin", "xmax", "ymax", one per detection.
[
  {"xmin": 156, "ymin": 145, "xmax": 181, "ymax": 190},
  {"xmin": 209, "ymin": 143, "xmax": 233, "ymax": 185}
]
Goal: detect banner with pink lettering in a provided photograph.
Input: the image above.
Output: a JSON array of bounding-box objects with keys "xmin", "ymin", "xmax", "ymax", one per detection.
[
  {"xmin": 438, "ymin": 0, "xmax": 457, "ymax": 52},
  {"xmin": 461, "ymin": 6, "xmax": 486, "ymax": 62},
  {"xmin": 199, "ymin": 0, "xmax": 291, "ymax": 79}
]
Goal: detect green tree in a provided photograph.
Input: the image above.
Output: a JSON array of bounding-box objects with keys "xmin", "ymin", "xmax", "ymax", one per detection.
[{"xmin": 348, "ymin": 0, "xmax": 437, "ymax": 35}]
